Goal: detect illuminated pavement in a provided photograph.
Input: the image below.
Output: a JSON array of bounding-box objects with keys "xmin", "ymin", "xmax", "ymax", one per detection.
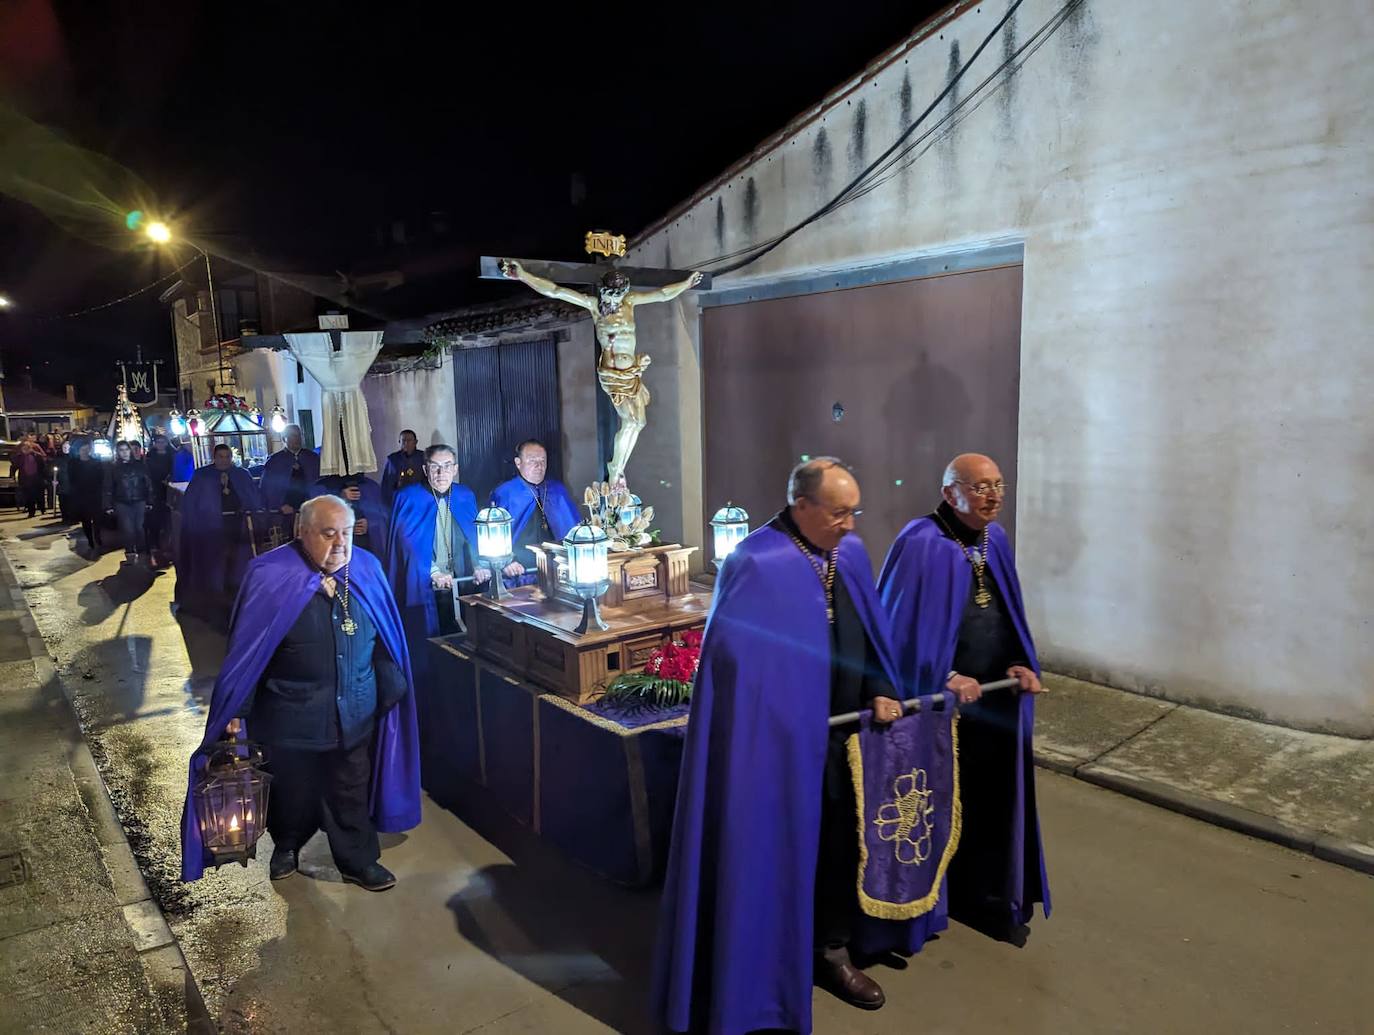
[{"xmin": 1, "ymin": 510, "xmax": 1370, "ymax": 1034}]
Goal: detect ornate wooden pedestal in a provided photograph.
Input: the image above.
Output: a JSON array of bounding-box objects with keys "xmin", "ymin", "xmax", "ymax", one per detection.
[{"xmin": 464, "ymin": 544, "xmax": 711, "ymax": 703}]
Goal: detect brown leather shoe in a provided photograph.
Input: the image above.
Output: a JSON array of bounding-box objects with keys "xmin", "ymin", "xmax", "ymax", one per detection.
[{"xmin": 816, "ymin": 952, "xmax": 886, "ymax": 1010}]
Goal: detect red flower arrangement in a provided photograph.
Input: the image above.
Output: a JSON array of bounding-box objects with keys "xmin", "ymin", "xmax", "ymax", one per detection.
[
  {"xmin": 203, "ymin": 393, "xmax": 250, "ymax": 411},
  {"xmin": 601, "ymin": 628, "xmax": 705, "ymax": 707}
]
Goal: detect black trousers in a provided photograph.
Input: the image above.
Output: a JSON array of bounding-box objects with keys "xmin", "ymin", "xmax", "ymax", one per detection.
[
  {"xmin": 79, "ymin": 508, "xmax": 104, "ymax": 549},
  {"xmin": 813, "ymin": 766, "xmax": 861, "ymax": 951},
  {"xmin": 265, "ymin": 739, "xmax": 379, "ymax": 875}
]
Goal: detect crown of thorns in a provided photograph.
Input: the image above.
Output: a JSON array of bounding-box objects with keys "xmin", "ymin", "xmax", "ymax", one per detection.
[{"xmin": 599, "ymin": 270, "xmax": 630, "ymax": 291}]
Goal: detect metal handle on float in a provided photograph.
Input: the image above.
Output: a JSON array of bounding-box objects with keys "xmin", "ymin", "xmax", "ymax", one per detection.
[{"xmin": 827, "ymin": 677, "xmax": 1020, "ymax": 728}]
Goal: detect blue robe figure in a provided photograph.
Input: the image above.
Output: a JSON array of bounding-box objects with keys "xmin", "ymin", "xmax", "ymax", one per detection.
[
  {"xmin": 310, "ymin": 474, "xmax": 389, "ymax": 564},
  {"xmin": 175, "ymin": 460, "xmax": 261, "ymax": 623},
  {"xmin": 489, "ymin": 475, "xmax": 581, "ymax": 587},
  {"xmin": 180, "ymin": 542, "xmax": 421, "ymax": 881},
  {"xmin": 171, "ymin": 443, "xmax": 196, "ymax": 483},
  {"xmin": 385, "ymin": 480, "xmax": 480, "ymax": 771},
  {"xmin": 260, "ymin": 446, "xmax": 320, "ymax": 528},
  {"xmin": 877, "ymin": 506, "xmax": 1051, "ymax": 939},
  {"xmin": 654, "ymin": 524, "xmax": 928, "ymax": 1035},
  {"xmin": 381, "ymin": 446, "xmax": 426, "ymax": 510}
]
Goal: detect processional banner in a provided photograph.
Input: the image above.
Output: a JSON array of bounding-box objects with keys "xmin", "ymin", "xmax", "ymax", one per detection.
[{"xmin": 846, "ymin": 694, "xmax": 960, "ymax": 920}]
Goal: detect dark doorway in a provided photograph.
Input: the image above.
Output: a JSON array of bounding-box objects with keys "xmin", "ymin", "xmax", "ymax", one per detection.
[
  {"xmin": 452, "ymin": 337, "xmax": 563, "ymax": 503},
  {"xmin": 701, "ymin": 264, "xmax": 1023, "ymax": 570}
]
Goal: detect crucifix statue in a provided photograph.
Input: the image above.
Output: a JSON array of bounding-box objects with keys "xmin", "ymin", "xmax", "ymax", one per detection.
[{"xmin": 488, "ymin": 232, "xmax": 707, "ymax": 488}]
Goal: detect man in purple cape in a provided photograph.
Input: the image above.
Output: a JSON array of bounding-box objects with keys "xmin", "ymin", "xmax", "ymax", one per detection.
[
  {"xmin": 174, "ymin": 444, "xmax": 261, "ymax": 623},
  {"xmin": 877, "ymin": 452, "xmax": 1051, "ymax": 945},
  {"xmin": 311, "ymin": 473, "xmax": 389, "ymax": 564},
  {"xmin": 656, "ymin": 458, "xmax": 922, "ymax": 1035},
  {"xmin": 380, "ymin": 429, "xmax": 426, "ymax": 510},
  {"xmin": 260, "ymin": 424, "xmax": 320, "ymax": 536},
  {"xmin": 488, "ymin": 439, "xmax": 581, "ymax": 588},
  {"xmin": 180, "ymin": 495, "xmax": 420, "ymax": 888}
]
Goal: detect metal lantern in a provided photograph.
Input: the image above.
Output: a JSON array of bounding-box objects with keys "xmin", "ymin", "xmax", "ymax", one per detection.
[
  {"xmin": 248, "ymin": 405, "xmax": 263, "ymax": 426},
  {"xmin": 563, "ymin": 521, "xmax": 611, "ymax": 634},
  {"xmin": 618, "ymin": 492, "xmax": 643, "ymax": 527},
  {"xmin": 186, "ymin": 408, "xmax": 203, "ymax": 436},
  {"xmin": 269, "ymin": 404, "xmax": 287, "ymax": 434},
  {"xmin": 710, "ymin": 503, "xmax": 750, "ymax": 569},
  {"xmin": 168, "ymin": 409, "xmax": 188, "ymax": 436},
  {"xmin": 475, "ymin": 506, "xmax": 514, "ymax": 601},
  {"xmin": 191, "ymin": 733, "xmax": 272, "ymax": 869}
]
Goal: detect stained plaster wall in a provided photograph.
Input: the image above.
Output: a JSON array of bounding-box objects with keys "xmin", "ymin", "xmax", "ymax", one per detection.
[
  {"xmin": 625, "ymin": 0, "xmax": 1374, "ymax": 734},
  {"xmin": 361, "ymin": 353, "xmax": 459, "ymax": 471}
]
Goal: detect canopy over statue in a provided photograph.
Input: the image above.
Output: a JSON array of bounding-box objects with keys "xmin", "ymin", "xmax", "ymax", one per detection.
[{"xmin": 493, "ymin": 234, "xmax": 705, "ymax": 487}]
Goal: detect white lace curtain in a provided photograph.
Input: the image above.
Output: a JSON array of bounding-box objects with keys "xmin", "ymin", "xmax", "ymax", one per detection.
[{"xmin": 283, "ymin": 331, "xmax": 384, "ymax": 475}]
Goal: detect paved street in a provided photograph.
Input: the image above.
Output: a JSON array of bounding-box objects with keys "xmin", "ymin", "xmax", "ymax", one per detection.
[{"xmin": 1, "ymin": 509, "xmax": 1370, "ymax": 1034}]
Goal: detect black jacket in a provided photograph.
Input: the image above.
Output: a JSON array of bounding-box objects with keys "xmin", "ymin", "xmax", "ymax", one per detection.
[
  {"xmin": 69, "ymin": 457, "xmax": 106, "ymax": 511},
  {"xmin": 103, "ymin": 459, "xmax": 152, "ymax": 508},
  {"xmin": 144, "ymin": 450, "xmax": 173, "ymax": 505}
]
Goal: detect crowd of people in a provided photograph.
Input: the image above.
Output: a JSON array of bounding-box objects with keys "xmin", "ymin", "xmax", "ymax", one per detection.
[
  {"xmin": 167, "ymin": 426, "xmax": 1047, "ymax": 1032},
  {"xmin": 7, "ymin": 430, "xmax": 189, "ymax": 563}
]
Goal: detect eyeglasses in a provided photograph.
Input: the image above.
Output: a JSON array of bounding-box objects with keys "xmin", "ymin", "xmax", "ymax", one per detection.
[
  {"xmin": 427, "ymin": 461, "xmax": 457, "ymax": 473},
  {"xmin": 958, "ymin": 480, "xmax": 1006, "ymax": 498},
  {"xmin": 802, "ymin": 498, "xmax": 863, "ymax": 522}
]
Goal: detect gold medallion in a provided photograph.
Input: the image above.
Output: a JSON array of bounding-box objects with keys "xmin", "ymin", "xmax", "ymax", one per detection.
[{"xmin": 341, "ymin": 617, "xmax": 357, "ymax": 636}]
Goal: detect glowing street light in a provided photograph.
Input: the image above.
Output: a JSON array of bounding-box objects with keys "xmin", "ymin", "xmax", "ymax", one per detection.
[
  {"xmin": 0, "ymin": 294, "xmax": 12, "ymax": 309},
  {"xmin": 145, "ymin": 221, "xmax": 173, "ymax": 244}
]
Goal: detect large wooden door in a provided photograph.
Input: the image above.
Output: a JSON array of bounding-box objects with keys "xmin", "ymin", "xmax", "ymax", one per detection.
[{"xmin": 702, "ymin": 265, "xmax": 1023, "ymax": 569}]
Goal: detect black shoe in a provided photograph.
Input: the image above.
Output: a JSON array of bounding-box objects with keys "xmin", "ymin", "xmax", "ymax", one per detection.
[
  {"xmin": 269, "ymin": 846, "xmax": 298, "ymax": 880},
  {"xmin": 815, "ymin": 948, "xmax": 885, "ymax": 1010},
  {"xmin": 340, "ymin": 862, "xmax": 396, "ymax": 892}
]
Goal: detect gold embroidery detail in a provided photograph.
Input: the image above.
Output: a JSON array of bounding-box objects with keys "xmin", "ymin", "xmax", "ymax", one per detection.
[
  {"xmin": 875, "ymin": 768, "xmax": 936, "ymax": 865},
  {"xmin": 846, "ymin": 716, "xmax": 962, "ymax": 920}
]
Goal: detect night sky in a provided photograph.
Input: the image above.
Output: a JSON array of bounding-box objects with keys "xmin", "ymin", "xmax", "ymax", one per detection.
[{"xmin": 0, "ymin": 0, "xmax": 950, "ymax": 405}]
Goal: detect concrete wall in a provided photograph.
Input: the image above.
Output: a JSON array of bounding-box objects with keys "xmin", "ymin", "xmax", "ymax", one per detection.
[
  {"xmin": 361, "ymin": 353, "xmax": 458, "ymax": 469},
  {"xmin": 627, "ymin": 0, "xmax": 1374, "ymax": 735}
]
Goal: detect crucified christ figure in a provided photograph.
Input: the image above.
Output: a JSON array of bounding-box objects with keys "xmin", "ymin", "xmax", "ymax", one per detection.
[{"xmin": 500, "ymin": 259, "xmax": 702, "ymax": 488}]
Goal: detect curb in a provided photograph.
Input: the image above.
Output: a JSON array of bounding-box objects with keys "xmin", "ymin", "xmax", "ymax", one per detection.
[
  {"xmin": 1034, "ymin": 751, "xmax": 1374, "ymax": 878},
  {"xmin": 0, "ymin": 536, "xmax": 216, "ymax": 1034}
]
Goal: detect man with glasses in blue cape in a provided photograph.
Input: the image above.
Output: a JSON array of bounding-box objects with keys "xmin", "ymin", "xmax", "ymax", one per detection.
[
  {"xmin": 180, "ymin": 495, "xmax": 420, "ymax": 891},
  {"xmin": 489, "ymin": 439, "xmax": 580, "ymax": 588},
  {"xmin": 656, "ymin": 457, "xmax": 930, "ymax": 1034},
  {"xmin": 877, "ymin": 452, "xmax": 1051, "ymax": 946}
]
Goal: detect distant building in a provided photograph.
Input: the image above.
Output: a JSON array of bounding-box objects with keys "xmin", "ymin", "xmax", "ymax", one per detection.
[{"xmin": 0, "ymin": 380, "xmax": 97, "ymax": 437}]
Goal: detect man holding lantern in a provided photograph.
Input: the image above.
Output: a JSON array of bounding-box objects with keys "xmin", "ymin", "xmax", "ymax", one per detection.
[{"xmin": 180, "ymin": 494, "xmax": 420, "ymax": 892}]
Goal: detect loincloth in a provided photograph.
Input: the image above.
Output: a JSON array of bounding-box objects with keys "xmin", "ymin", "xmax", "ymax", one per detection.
[{"xmin": 597, "ymin": 358, "xmax": 648, "ymax": 407}]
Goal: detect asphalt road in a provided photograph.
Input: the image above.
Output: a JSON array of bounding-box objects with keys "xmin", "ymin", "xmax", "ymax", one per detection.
[{"xmin": 2, "ymin": 511, "xmax": 1369, "ymax": 1034}]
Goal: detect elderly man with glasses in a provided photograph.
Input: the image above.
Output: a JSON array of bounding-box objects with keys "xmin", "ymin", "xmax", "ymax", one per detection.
[
  {"xmin": 656, "ymin": 457, "xmax": 929, "ymax": 1033},
  {"xmin": 877, "ymin": 452, "xmax": 1051, "ymax": 948},
  {"xmin": 386, "ymin": 444, "xmax": 490, "ymax": 648}
]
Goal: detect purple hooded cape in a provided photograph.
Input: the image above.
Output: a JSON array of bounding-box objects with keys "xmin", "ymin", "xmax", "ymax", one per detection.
[
  {"xmin": 179, "ymin": 542, "xmax": 421, "ymax": 882},
  {"xmin": 310, "ymin": 475, "xmax": 390, "ymax": 564},
  {"xmin": 654, "ymin": 526, "xmax": 925, "ymax": 1035},
  {"xmin": 260, "ymin": 448, "xmax": 320, "ymax": 512},
  {"xmin": 174, "ymin": 464, "xmax": 261, "ymax": 610},
  {"xmin": 876, "ymin": 517, "xmax": 1051, "ymax": 928},
  {"xmin": 489, "ymin": 476, "xmax": 581, "ymax": 588}
]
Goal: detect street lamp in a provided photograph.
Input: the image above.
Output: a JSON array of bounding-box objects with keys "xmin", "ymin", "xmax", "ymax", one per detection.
[
  {"xmin": 564, "ymin": 521, "xmax": 611, "ymax": 635},
  {"xmin": 475, "ymin": 506, "xmax": 514, "ymax": 601},
  {"xmin": 0, "ymin": 294, "xmax": 12, "ymax": 309},
  {"xmin": 138, "ymin": 218, "xmax": 225, "ymax": 388},
  {"xmin": 269, "ymin": 405, "xmax": 287, "ymax": 434}
]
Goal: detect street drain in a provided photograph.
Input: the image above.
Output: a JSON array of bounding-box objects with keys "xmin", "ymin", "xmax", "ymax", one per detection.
[{"xmin": 0, "ymin": 848, "xmax": 30, "ymax": 888}]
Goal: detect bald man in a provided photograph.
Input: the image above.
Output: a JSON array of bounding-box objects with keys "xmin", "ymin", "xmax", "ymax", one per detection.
[
  {"xmin": 877, "ymin": 454, "xmax": 1051, "ymax": 946},
  {"xmin": 182, "ymin": 496, "xmax": 419, "ymax": 892},
  {"xmin": 657, "ymin": 458, "xmax": 930, "ymax": 1033}
]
